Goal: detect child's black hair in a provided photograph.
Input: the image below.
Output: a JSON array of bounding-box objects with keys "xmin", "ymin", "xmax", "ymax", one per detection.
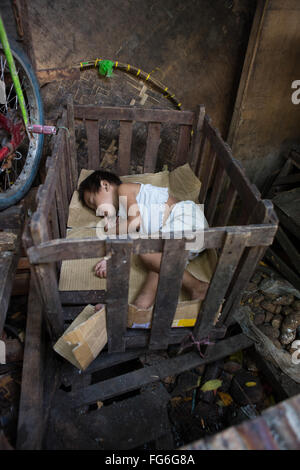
[{"xmin": 78, "ymin": 170, "xmax": 122, "ymax": 207}]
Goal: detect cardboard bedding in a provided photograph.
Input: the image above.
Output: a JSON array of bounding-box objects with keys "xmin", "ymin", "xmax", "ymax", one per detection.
[{"xmin": 58, "ymin": 163, "xmax": 218, "ymax": 328}]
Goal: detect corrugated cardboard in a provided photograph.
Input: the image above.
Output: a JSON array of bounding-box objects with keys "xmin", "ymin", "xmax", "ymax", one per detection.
[{"xmin": 53, "ymin": 304, "xmax": 107, "ymax": 370}]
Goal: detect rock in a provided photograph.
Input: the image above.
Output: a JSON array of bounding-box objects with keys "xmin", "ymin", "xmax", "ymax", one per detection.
[
  {"xmin": 281, "ymin": 312, "xmax": 300, "ymax": 331},
  {"xmin": 279, "ymin": 329, "xmax": 296, "ymax": 346},
  {"xmin": 271, "ymin": 338, "xmax": 282, "ymax": 349},
  {"xmin": 223, "ymin": 361, "xmax": 242, "ymax": 374},
  {"xmin": 252, "ymin": 294, "xmax": 265, "ymax": 306},
  {"xmin": 264, "ymin": 293, "xmax": 278, "ymax": 301},
  {"xmin": 273, "ymin": 294, "xmax": 294, "ymax": 306},
  {"xmin": 291, "ymin": 300, "xmax": 300, "ymax": 311},
  {"xmin": 251, "ymin": 272, "xmax": 262, "ymax": 284},
  {"xmin": 258, "ymin": 324, "xmax": 280, "ymax": 339},
  {"xmin": 253, "ymin": 312, "xmax": 265, "ymax": 326},
  {"xmin": 244, "ymin": 282, "xmax": 258, "ymax": 293},
  {"xmin": 282, "ymin": 306, "xmax": 294, "ymax": 316},
  {"xmin": 271, "ymin": 314, "xmax": 283, "ymax": 329},
  {"xmin": 259, "ymin": 278, "xmax": 300, "ymax": 298},
  {"xmin": 264, "ymin": 312, "xmax": 274, "ymax": 323},
  {"xmin": 230, "ymin": 369, "xmax": 263, "ymax": 406},
  {"xmin": 261, "ymin": 301, "xmax": 281, "ymax": 314}
]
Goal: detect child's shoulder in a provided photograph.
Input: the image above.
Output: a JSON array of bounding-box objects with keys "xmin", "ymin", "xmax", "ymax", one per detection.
[{"xmin": 118, "ymin": 182, "xmax": 141, "ymax": 197}]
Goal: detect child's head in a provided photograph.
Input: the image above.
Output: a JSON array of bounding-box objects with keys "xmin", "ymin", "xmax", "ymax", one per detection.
[{"xmin": 78, "ymin": 170, "xmax": 122, "ymax": 216}]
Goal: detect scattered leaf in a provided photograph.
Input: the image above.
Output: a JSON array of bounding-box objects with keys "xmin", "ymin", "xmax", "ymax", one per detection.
[
  {"xmin": 200, "ymin": 379, "xmax": 222, "ymax": 392},
  {"xmin": 217, "ymin": 391, "xmax": 233, "ymax": 406},
  {"xmin": 245, "ymin": 381, "xmax": 257, "ymax": 387},
  {"xmin": 228, "ymin": 350, "xmax": 243, "ymax": 364}
]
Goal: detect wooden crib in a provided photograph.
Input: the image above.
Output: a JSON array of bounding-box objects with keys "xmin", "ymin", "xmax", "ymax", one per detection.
[{"xmin": 17, "ymin": 97, "xmax": 278, "ymax": 449}]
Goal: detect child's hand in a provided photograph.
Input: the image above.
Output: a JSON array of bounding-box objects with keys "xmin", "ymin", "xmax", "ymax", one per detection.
[{"xmin": 95, "ymin": 259, "xmax": 107, "ymax": 278}]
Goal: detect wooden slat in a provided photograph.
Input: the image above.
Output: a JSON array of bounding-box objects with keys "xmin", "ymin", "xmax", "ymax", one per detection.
[
  {"xmin": 149, "ymin": 239, "xmax": 190, "ymax": 350},
  {"xmin": 206, "ymin": 163, "xmax": 226, "ymax": 226},
  {"xmin": 27, "ymin": 225, "xmax": 278, "ymax": 264},
  {"xmin": 65, "ymin": 334, "xmax": 253, "ymax": 408},
  {"xmin": 117, "ymin": 120, "xmax": 133, "ymax": 175},
  {"xmin": 63, "ymin": 130, "xmax": 73, "ymax": 202},
  {"xmin": 205, "ymin": 118, "xmax": 261, "ymax": 212},
  {"xmin": 144, "ymin": 122, "xmax": 161, "ymax": 173},
  {"xmin": 265, "ymin": 248, "xmax": 300, "ymax": 291},
  {"xmin": 222, "ymin": 245, "xmax": 267, "ymax": 326},
  {"xmin": 199, "ymin": 146, "xmax": 217, "ymax": 203},
  {"xmin": 276, "ymin": 226, "xmax": 300, "ymax": 274},
  {"xmin": 215, "ymin": 182, "xmax": 237, "ymax": 227},
  {"xmin": 193, "ymin": 230, "xmax": 250, "ymax": 340},
  {"xmin": 60, "ymin": 290, "xmax": 106, "ymax": 305},
  {"xmin": 175, "ymin": 125, "xmax": 191, "ymax": 168},
  {"xmin": 66, "ymin": 95, "xmax": 78, "ymax": 189},
  {"xmin": 106, "ymin": 240, "xmax": 132, "ymax": 352},
  {"xmin": 74, "ymin": 105, "xmax": 194, "ymax": 125},
  {"xmin": 55, "ymin": 185, "xmax": 67, "ymax": 239},
  {"xmin": 85, "ymin": 119, "xmax": 100, "ymax": 170},
  {"xmin": 16, "ymin": 276, "xmax": 44, "ymax": 450},
  {"xmin": 188, "ymin": 104, "xmax": 205, "ymax": 171}
]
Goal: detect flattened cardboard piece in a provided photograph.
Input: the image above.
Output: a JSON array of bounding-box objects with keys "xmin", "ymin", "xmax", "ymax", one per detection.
[
  {"xmin": 53, "ymin": 304, "xmax": 107, "ymax": 370},
  {"xmin": 60, "ymin": 164, "xmax": 215, "ymax": 328},
  {"xmin": 59, "ymin": 227, "xmax": 217, "ymax": 328},
  {"xmin": 68, "ymin": 164, "xmax": 201, "ymax": 228}
]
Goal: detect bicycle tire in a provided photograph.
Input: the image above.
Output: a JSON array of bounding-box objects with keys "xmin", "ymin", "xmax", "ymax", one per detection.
[{"xmin": 0, "ymin": 39, "xmax": 44, "ymax": 210}]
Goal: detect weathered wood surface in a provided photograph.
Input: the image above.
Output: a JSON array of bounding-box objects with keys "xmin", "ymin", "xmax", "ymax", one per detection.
[
  {"xmin": 85, "ymin": 119, "xmax": 100, "ymax": 170},
  {"xmin": 64, "ymin": 334, "xmax": 253, "ymax": 408},
  {"xmin": 193, "ymin": 230, "xmax": 250, "ymax": 340},
  {"xmin": 74, "ymin": 105, "xmax": 194, "ymax": 125},
  {"xmin": 144, "ymin": 122, "xmax": 161, "ymax": 173},
  {"xmin": 117, "ymin": 120, "xmax": 133, "ymax": 175},
  {"xmin": 149, "ymin": 239, "xmax": 189, "ymax": 350},
  {"xmin": 27, "ymin": 224, "xmax": 278, "ymax": 264},
  {"xmin": 106, "ymin": 241, "xmax": 132, "ymax": 352},
  {"xmin": 16, "ymin": 277, "xmax": 44, "ymax": 450}
]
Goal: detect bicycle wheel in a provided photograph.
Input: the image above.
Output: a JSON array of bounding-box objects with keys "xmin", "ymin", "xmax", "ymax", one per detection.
[{"xmin": 0, "ymin": 39, "xmax": 44, "ymax": 210}]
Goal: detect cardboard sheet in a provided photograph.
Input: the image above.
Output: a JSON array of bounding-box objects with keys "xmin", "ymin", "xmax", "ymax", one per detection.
[
  {"xmin": 59, "ymin": 163, "xmax": 217, "ymax": 328},
  {"xmin": 53, "ymin": 304, "xmax": 107, "ymax": 370}
]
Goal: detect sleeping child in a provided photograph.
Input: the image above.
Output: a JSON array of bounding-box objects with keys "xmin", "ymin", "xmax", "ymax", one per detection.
[{"xmin": 78, "ymin": 169, "xmax": 209, "ymax": 310}]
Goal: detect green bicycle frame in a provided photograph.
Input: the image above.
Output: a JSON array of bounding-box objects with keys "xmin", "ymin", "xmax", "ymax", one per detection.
[{"xmin": 0, "ymin": 14, "xmax": 28, "ymax": 126}]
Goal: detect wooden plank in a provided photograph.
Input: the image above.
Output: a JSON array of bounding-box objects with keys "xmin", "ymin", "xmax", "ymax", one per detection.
[
  {"xmin": 143, "ymin": 122, "xmax": 161, "ymax": 173},
  {"xmin": 276, "ymin": 226, "xmax": 300, "ymax": 274},
  {"xmin": 199, "ymin": 145, "xmax": 217, "ymax": 204},
  {"xmin": 206, "ymin": 163, "xmax": 226, "ymax": 226},
  {"xmin": 265, "ymin": 247, "xmax": 300, "ymax": 291},
  {"xmin": 215, "ymin": 182, "xmax": 237, "ymax": 227},
  {"xmin": 222, "ymin": 245, "xmax": 267, "ymax": 326},
  {"xmin": 106, "ymin": 240, "xmax": 132, "ymax": 352},
  {"xmin": 0, "ymin": 205, "xmax": 24, "ymax": 230},
  {"xmin": 60, "ymin": 290, "xmax": 106, "ymax": 305},
  {"xmin": 205, "ymin": 118, "xmax": 261, "ymax": 212},
  {"xmin": 0, "ymin": 250, "xmax": 20, "ymax": 334},
  {"xmin": 65, "ymin": 333, "xmax": 253, "ymax": 408},
  {"xmin": 188, "ymin": 104, "xmax": 205, "ymax": 171},
  {"xmin": 193, "ymin": 230, "xmax": 250, "ymax": 341},
  {"xmin": 74, "ymin": 105, "xmax": 194, "ymax": 125},
  {"xmin": 117, "ymin": 120, "xmax": 133, "ymax": 175},
  {"xmin": 16, "ymin": 277, "xmax": 44, "ymax": 450},
  {"xmin": 85, "ymin": 119, "xmax": 100, "ymax": 170},
  {"xmin": 27, "ymin": 225, "xmax": 278, "ymax": 264},
  {"xmin": 195, "ymin": 130, "xmax": 209, "ymax": 180},
  {"xmin": 149, "ymin": 239, "xmax": 189, "ymax": 350},
  {"xmin": 66, "ymin": 95, "xmax": 78, "ymax": 189},
  {"xmin": 75, "ymin": 384, "xmax": 171, "ymax": 450},
  {"xmin": 175, "ymin": 125, "xmax": 191, "ymax": 168}
]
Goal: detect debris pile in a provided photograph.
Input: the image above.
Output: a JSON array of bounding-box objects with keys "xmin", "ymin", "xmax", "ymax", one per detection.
[{"xmin": 241, "ymin": 269, "xmax": 300, "ymax": 355}]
